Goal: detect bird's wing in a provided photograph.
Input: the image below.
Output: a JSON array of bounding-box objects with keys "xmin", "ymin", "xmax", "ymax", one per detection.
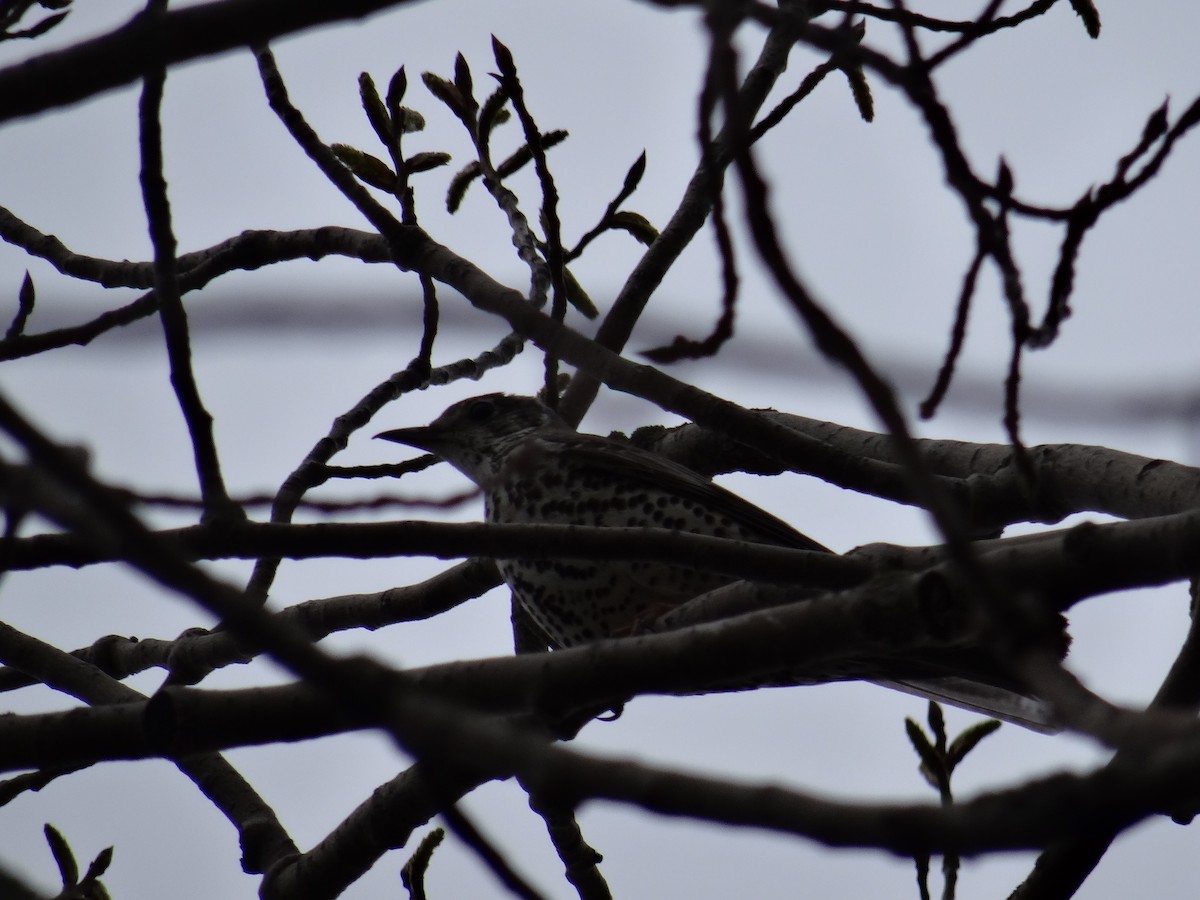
[
  {"xmin": 541, "ymin": 432, "xmax": 1065, "ymax": 734},
  {"xmin": 542, "ymin": 431, "xmax": 830, "ymax": 553}
]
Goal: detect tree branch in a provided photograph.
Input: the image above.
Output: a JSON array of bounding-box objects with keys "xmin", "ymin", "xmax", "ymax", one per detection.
[{"xmin": 0, "ymin": 0, "xmax": 421, "ymax": 123}]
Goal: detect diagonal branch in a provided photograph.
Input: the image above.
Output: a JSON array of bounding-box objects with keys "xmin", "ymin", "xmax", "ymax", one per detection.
[
  {"xmin": 0, "ymin": 0, "xmax": 423, "ymax": 123},
  {"xmin": 559, "ymin": 0, "xmax": 812, "ymax": 424},
  {"xmin": 1009, "ymin": 581, "xmax": 1200, "ymax": 899}
]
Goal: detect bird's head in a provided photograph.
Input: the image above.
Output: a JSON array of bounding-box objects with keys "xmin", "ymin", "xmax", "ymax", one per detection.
[{"xmin": 375, "ymin": 393, "xmax": 569, "ymax": 483}]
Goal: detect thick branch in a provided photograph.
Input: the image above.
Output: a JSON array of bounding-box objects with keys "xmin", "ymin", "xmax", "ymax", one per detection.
[
  {"xmin": 0, "ymin": 0, "xmax": 420, "ymax": 123},
  {"xmin": 648, "ymin": 416, "xmax": 1200, "ymax": 525},
  {"xmin": 7, "ymin": 499, "xmax": 1200, "ymax": 616}
]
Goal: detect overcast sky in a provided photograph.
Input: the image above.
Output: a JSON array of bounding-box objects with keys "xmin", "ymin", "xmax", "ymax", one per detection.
[{"xmin": 2, "ymin": 2, "xmax": 1200, "ymax": 898}]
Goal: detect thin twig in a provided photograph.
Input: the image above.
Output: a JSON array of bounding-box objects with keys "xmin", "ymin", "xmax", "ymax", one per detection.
[
  {"xmin": 642, "ymin": 52, "xmax": 739, "ymax": 364},
  {"xmin": 522, "ymin": 779, "xmax": 611, "ymax": 900},
  {"xmin": 715, "ymin": 4, "xmax": 1065, "ymax": 713},
  {"xmin": 919, "ymin": 240, "xmax": 985, "ymax": 419},
  {"xmin": 558, "ymin": 0, "xmax": 812, "ymax": 424},
  {"xmin": 0, "ymin": 560, "xmax": 500, "ymax": 695},
  {"xmin": 245, "ymin": 45, "xmax": 517, "ymax": 607},
  {"xmin": 438, "ymin": 802, "xmax": 549, "ymax": 900},
  {"xmin": 139, "ymin": 2, "xmax": 242, "ymax": 523},
  {"xmin": 491, "ymin": 39, "xmax": 568, "ymax": 405}
]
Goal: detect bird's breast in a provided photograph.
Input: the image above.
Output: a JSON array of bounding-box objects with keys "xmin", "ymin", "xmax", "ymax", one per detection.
[{"xmin": 483, "ymin": 465, "xmax": 761, "ymax": 647}]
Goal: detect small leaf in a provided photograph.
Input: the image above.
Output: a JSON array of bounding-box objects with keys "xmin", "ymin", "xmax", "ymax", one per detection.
[
  {"xmin": 422, "ymin": 72, "xmax": 466, "ymax": 122},
  {"xmin": 17, "ymin": 10, "xmax": 69, "ymax": 38},
  {"xmin": 359, "ymin": 72, "xmax": 393, "ymax": 149},
  {"xmin": 842, "ymin": 65, "xmax": 874, "ymax": 122},
  {"xmin": 491, "ymin": 35, "xmax": 516, "ymax": 80},
  {"xmin": 1142, "ymin": 100, "xmax": 1169, "ymax": 144},
  {"xmin": 44, "ymin": 824, "xmax": 78, "ymax": 886},
  {"xmin": 405, "ymin": 151, "xmax": 452, "ymax": 174},
  {"xmin": 563, "ymin": 267, "xmax": 599, "ymax": 319},
  {"xmin": 454, "ymin": 52, "xmax": 477, "ymax": 115},
  {"xmin": 330, "ymin": 144, "xmax": 396, "ymax": 191},
  {"xmin": 386, "ymin": 66, "xmax": 408, "ymax": 119},
  {"xmin": 82, "ymin": 846, "xmax": 114, "ymax": 881},
  {"xmin": 927, "ymin": 700, "xmax": 946, "ymax": 750},
  {"xmin": 996, "ymin": 157, "xmax": 1014, "ymax": 197},
  {"xmin": 1068, "ymin": 0, "xmax": 1101, "ymax": 38},
  {"xmin": 495, "ymin": 128, "xmax": 568, "ymax": 179},
  {"xmin": 947, "ymin": 719, "xmax": 1002, "ymax": 771},
  {"xmin": 479, "ymin": 86, "xmax": 511, "ymax": 141},
  {"xmin": 395, "ymin": 107, "xmax": 426, "ymax": 134},
  {"xmin": 6, "ymin": 270, "xmax": 35, "ymax": 339},
  {"xmin": 904, "ymin": 718, "xmax": 943, "ymax": 790},
  {"xmin": 607, "ymin": 211, "xmax": 658, "ymax": 246},
  {"xmin": 447, "ymin": 160, "xmax": 482, "ymax": 213},
  {"xmin": 621, "ymin": 151, "xmax": 647, "ymax": 197}
]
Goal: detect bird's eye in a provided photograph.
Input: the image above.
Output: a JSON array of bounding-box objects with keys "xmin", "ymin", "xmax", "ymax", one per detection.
[{"xmin": 466, "ymin": 398, "xmax": 495, "ymax": 422}]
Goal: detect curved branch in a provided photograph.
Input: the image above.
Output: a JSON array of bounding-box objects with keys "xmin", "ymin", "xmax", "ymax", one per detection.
[{"xmin": 0, "ymin": 219, "xmax": 391, "ymax": 361}]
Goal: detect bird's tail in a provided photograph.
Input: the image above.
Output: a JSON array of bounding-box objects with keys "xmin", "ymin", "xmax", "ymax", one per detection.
[{"xmin": 873, "ymin": 676, "xmax": 1059, "ymax": 733}]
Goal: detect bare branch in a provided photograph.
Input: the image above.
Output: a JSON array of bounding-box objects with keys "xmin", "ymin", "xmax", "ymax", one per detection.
[
  {"xmin": 0, "ymin": 618, "xmax": 298, "ymax": 875},
  {"xmin": 559, "ymin": 0, "xmax": 813, "ymax": 423},
  {"xmin": 0, "ymin": 0, "xmax": 424, "ymax": 123},
  {"xmin": 138, "ymin": 4, "xmax": 243, "ymax": 523}
]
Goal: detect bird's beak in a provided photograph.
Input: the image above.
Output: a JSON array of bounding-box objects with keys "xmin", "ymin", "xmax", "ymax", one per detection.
[{"xmin": 375, "ymin": 426, "xmax": 439, "ymax": 452}]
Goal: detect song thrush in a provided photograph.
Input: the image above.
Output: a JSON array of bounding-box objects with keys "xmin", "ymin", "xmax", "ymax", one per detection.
[{"xmin": 377, "ymin": 393, "xmax": 1057, "ymax": 730}]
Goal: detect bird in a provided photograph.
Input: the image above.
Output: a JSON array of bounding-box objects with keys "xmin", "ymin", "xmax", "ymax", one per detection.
[{"xmin": 377, "ymin": 392, "xmax": 1058, "ymax": 731}]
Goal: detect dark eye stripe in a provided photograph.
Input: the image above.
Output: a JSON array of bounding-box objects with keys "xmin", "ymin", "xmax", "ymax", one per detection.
[{"xmin": 467, "ymin": 399, "xmax": 495, "ymax": 422}]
